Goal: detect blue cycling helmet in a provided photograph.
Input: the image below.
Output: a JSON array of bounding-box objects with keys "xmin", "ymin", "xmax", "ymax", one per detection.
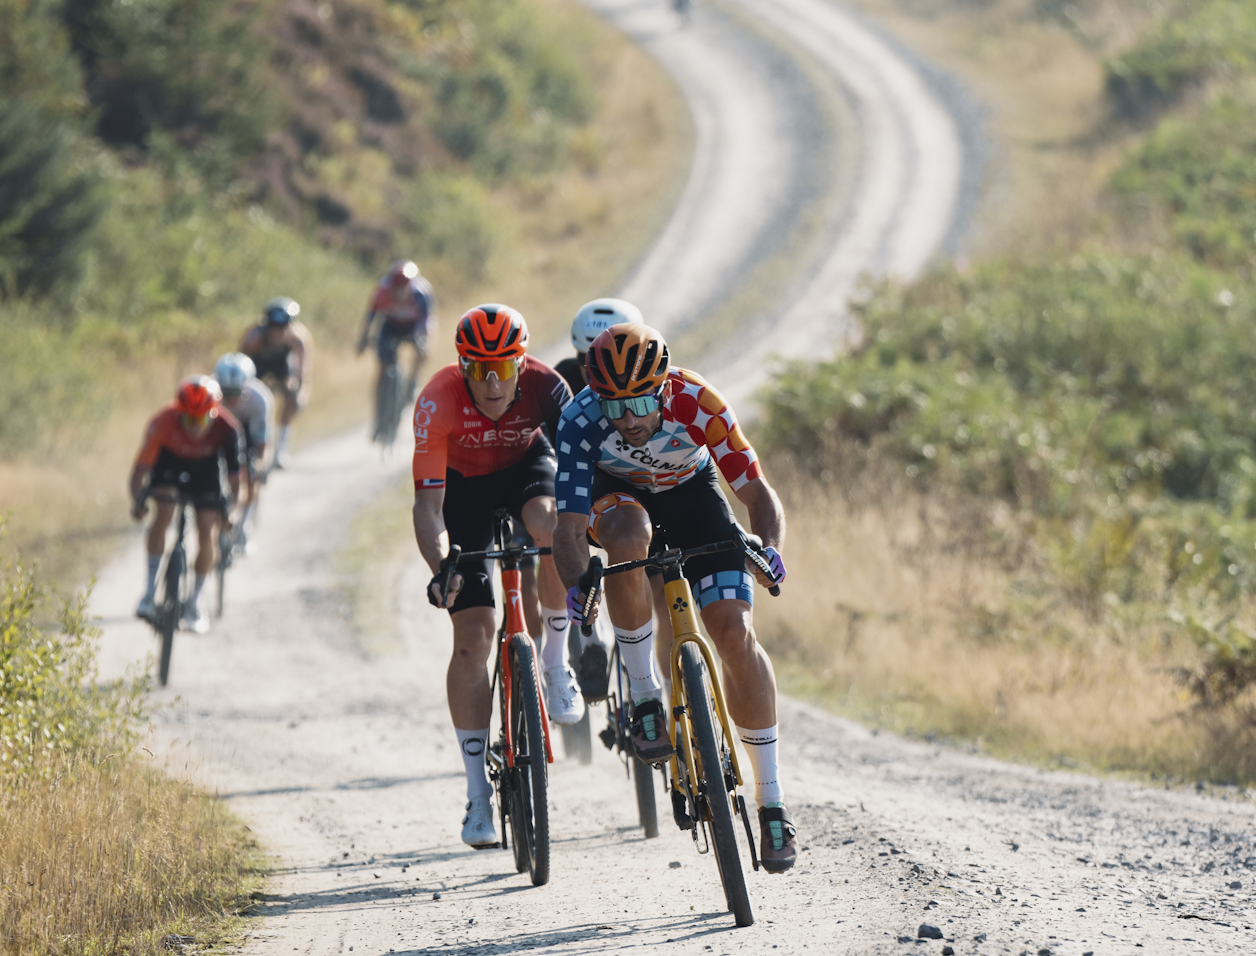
[{"xmin": 264, "ymin": 296, "xmax": 300, "ymax": 326}]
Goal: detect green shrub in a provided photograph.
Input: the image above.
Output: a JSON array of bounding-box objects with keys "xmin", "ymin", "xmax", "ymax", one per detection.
[
  {"xmin": 1105, "ymin": 0, "xmax": 1256, "ymax": 115},
  {"xmin": 0, "ymin": 0, "xmax": 87, "ymax": 118},
  {"xmin": 0, "ymin": 543, "xmax": 146, "ymax": 780},
  {"xmin": 0, "ymin": 102, "xmax": 105, "ymax": 298}
]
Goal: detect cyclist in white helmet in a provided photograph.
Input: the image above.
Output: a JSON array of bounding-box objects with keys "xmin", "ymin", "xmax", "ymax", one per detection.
[
  {"xmin": 554, "ymin": 298, "xmax": 643, "ymax": 397},
  {"xmin": 214, "ymin": 353, "xmax": 275, "ymax": 552},
  {"xmin": 555, "ymin": 299, "xmax": 678, "ymax": 702},
  {"xmin": 240, "ymin": 296, "xmax": 312, "ymax": 468}
]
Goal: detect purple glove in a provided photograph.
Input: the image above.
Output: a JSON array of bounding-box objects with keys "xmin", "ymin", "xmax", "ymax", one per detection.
[
  {"xmin": 567, "ymin": 585, "xmax": 589, "ymax": 625},
  {"xmin": 762, "ymin": 546, "xmax": 786, "ymax": 586}
]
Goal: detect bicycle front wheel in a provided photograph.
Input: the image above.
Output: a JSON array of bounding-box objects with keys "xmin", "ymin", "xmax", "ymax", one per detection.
[
  {"xmin": 374, "ymin": 363, "xmax": 403, "ymax": 445},
  {"xmin": 158, "ymin": 548, "xmax": 184, "ymax": 686},
  {"xmin": 506, "ymin": 633, "xmax": 550, "ymax": 886},
  {"xmin": 680, "ymin": 641, "xmax": 753, "ymax": 927}
]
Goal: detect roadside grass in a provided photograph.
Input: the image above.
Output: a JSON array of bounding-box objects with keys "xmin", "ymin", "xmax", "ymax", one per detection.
[{"xmin": 0, "ymin": 757, "xmax": 265, "ymax": 955}]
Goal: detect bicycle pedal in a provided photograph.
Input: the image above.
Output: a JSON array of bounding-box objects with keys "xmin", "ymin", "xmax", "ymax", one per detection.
[
  {"xmin": 470, "ymin": 842, "xmax": 501, "ymax": 851},
  {"xmin": 598, "ymin": 727, "xmax": 617, "ymax": 750}
]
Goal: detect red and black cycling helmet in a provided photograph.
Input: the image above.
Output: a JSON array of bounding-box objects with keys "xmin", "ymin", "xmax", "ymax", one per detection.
[
  {"xmin": 176, "ymin": 375, "xmax": 222, "ymax": 418},
  {"xmin": 586, "ymin": 324, "xmax": 670, "ymax": 399},
  {"xmin": 455, "ymin": 304, "xmax": 529, "ymax": 361},
  {"xmin": 387, "ymin": 259, "xmax": 419, "ymax": 287}
]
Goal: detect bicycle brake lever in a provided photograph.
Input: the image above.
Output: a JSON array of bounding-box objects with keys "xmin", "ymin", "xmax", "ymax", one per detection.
[
  {"xmin": 439, "ymin": 544, "xmax": 462, "ymax": 605},
  {"xmin": 577, "ymin": 556, "xmax": 603, "ymax": 637},
  {"xmin": 736, "ymin": 529, "xmax": 781, "ymax": 597}
]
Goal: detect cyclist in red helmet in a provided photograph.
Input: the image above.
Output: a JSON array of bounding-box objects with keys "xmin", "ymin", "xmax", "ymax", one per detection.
[
  {"xmin": 358, "ymin": 260, "xmax": 435, "ymax": 434},
  {"xmin": 411, "ymin": 304, "xmax": 579, "ymax": 849},
  {"xmin": 129, "ymin": 375, "xmax": 245, "ymax": 633}
]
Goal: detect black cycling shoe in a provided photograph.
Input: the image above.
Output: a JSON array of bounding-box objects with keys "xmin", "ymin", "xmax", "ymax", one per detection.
[
  {"xmin": 628, "ymin": 698, "xmax": 674, "ymax": 765},
  {"xmin": 671, "ymin": 788, "xmax": 695, "ymax": 830},
  {"xmin": 576, "ymin": 642, "xmax": 610, "ymax": 701},
  {"xmin": 758, "ymin": 805, "xmax": 798, "ymax": 873}
]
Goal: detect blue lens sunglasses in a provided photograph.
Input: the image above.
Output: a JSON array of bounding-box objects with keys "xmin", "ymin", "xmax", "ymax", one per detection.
[{"xmin": 599, "ymin": 390, "xmax": 663, "ymax": 421}]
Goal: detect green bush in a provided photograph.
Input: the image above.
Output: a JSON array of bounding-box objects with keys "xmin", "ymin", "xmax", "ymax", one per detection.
[
  {"xmin": 0, "ymin": 102, "xmax": 105, "ymax": 298},
  {"xmin": 0, "ymin": 544, "xmax": 146, "ymax": 780},
  {"xmin": 1112, "ymin": 85, "xmax": 1256, "ymax": 269},
  {"xmin": 1105, "ymin": 0, "xmax": 1256, "ymax": 115}
]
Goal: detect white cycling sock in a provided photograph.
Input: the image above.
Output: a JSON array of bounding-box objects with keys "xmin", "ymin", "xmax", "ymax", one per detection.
[
  {"xmin": 193, "ymin": 574, "xmax": 207, "ymax": 605},
  {"xmin": 614, "ymin": 622, "xmax": 662, "ymax": 704},
  {"xmin": 540, "ymin": 606, "xmax": 569, "ymax": 670},
  {"xmin": 455, "ymin": 727, "xmax": 494, "ymax": 800},
  {"xmin": 144, "ymin": 554, "xmax": 161, "ymax": 599},
  {"xmin": 737, "ymin": 724, "xmax": 783, "ymax": 807}
]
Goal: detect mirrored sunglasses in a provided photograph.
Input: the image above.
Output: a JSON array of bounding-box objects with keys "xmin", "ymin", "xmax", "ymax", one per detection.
[
  {"xmin": 599, "ymin": 391, "xmax": 662, "ymax": 421},
  {"xmin": 461, "ymin": 357, "xmax": 520, "ymax": 382}
]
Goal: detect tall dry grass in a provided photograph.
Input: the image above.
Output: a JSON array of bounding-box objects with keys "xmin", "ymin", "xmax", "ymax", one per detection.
[
  {"xmin": 748, "ymin": 458, "xmax": 1253, "ymax": 781},
  {"xmin": 0, "ymin": 755, "xmax": 262, "ymax": 955}
]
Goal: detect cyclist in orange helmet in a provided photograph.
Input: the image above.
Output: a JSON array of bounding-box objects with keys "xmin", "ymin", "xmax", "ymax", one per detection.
[
  {"xmin": 552, "ymin": 321, "xmax": 797, "ymax": 873},
  {"xmin": 130, "ymin": 376, "xmax": 245, "ymax": 634},
  {"xmin": 411, "ymin": 304, "xmax": 579, "ymax": 849},
  {"xmin": 358, "ymin": 260, "xmax": 435, "ymax": 441}
]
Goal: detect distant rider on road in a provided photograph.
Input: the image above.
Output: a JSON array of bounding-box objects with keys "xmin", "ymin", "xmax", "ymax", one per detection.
[
  {"xmin": 358, "ymin": 259, "xmax": 434, "ymax": 437},
  {"xmin": 130, "ymin": 376, "xmax": 244, "ymax": 634},
  {"xmin": 214, "ymin": 352, "xmax": 275, "ymax": 552},
  {"xmin": 240, "ymin": 296, "xmax": 311, "ymax": 467}
]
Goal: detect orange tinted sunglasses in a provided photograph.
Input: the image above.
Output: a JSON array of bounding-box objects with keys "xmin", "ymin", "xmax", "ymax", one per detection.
[{"xmin": 460, "ymin": 357, "xmax": 520, "ymax": 382}]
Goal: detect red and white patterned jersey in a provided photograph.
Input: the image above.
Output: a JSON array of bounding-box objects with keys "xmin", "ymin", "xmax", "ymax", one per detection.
[{"xmin": 554, "ymin": 368, "xmax": 763, "ymax": 514}]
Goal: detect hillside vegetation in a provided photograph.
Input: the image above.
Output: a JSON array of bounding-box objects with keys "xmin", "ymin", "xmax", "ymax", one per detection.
[
  {"xmin": 756, "ymin": 0, "xmax": 1256, "ymax": 782},
  {"xmin": 0, "ymin": 0, "xmax": 686, "ymax": 578}
]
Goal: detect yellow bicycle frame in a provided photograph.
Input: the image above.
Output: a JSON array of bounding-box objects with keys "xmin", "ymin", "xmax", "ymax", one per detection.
[{"xmin": 662, "ymin": 574, "xmax": 745, "ymax": 805}]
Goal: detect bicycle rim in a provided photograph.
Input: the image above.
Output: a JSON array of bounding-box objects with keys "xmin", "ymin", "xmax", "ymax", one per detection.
[
  {"xmin": 680, "ymin": 642, "xmax": 753, "ymax": 927},
  {"xmin": 508, "ymin": 633, "xmax": 549, "ymax": 885}
]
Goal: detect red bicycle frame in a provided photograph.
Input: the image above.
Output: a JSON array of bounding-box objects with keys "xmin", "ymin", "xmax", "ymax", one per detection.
[{"xmin": 499, "ymin": 564, "xmax": 555, "ymax": 768}]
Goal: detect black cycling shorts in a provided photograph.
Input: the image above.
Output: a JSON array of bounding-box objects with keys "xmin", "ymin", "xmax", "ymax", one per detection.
[
  {"xmin": 442, "ymin": 436, "xmax": 556, "ymax": 613},
  {"xmin": 588, "ymin": 459, "xmax": 749, "ymax": 604},
  {"xmin": 150, "ymin": 448, "xmax": 229, "ymax": 512},
  {"xmin": 378, "ymin": 320, "xmax": 429, "ymax": 364}
]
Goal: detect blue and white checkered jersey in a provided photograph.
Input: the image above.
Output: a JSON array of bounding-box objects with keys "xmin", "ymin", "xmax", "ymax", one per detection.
[{"xmin": 553, "ymin": 385, "xmax": 713, "ymax": 516}]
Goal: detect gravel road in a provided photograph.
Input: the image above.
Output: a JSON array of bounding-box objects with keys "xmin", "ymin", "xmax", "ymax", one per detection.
[{"xmin": 91, "ymin": 0, "xmax": 1256, "ymax": 953}]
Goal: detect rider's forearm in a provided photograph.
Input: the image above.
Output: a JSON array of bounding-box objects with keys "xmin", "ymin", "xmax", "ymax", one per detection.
[
  {"xmin": 412, "ymin": 491, "xmax": 449, "ymax": 575},
  {"xmin": 129, "ymin": 464, "xmax": 150, "ymax": 504},
  {"xmin": 553, "ymin": 513, "xmax": 592, "ymax": 588},
  {"xmin": 738, "ymin": 477, "xmax": 785, "ymax": 552}
]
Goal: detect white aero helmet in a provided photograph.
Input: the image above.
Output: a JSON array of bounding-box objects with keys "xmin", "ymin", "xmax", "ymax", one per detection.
[
  {"xmin": 570, "ymin": 297, "xmax": 644, "ymax": 353},
  {"xmin": 214, "ymin": 352, "xmax": 257, "ymax": 393}
]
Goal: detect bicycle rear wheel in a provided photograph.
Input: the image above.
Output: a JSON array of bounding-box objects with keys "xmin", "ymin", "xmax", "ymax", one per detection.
[
  {"xmin": 633, "ymin": 754, "xmax": 659, "ymax": 838},
  {"xmin": 158, "ymin": 548, "xmax": 184, "ymax": 686},
  {"xmin": 680, "ymin": 642, "xmax": 753, "ymax": 927},
  {"xmin": 505, "ymin": 633, "xmax": 549, "ymax": 885}
]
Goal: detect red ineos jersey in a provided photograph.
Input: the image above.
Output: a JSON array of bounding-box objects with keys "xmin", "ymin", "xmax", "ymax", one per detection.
[
  {"xmin": 136, "ymin": 403, "xmax": 244, "ymax": 472},
  {"xmin": 412, "ymin": 358, "xmax": 571, "ymax": 488}
]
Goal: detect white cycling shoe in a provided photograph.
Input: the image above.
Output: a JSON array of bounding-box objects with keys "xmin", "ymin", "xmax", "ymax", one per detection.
[
  {"xmin": 181, "ymin": 599, "xmax": 210, "ymax": 635},
  {"xmin": 461, "ymin": 796, "xmax": 498, "ymax": 848},
  {"xmin": 545, "ymin": 665, "xmax": 586, "ymax": 725},
  {"xmin": 136, "ymin": 595, "xmax": 158, "ymax": 623}
]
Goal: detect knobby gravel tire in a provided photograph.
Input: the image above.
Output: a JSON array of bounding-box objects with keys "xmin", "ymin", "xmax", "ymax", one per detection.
[
  {"xmin": 158, "ymin": 549, "xmax": 184, "ymax": 687},
  {"xmin": 680, "ymin": 642, "xmax": 753, "ymax": 926},
  {"xmin": 633, "ymin": 754, "xmax": 659, "ymax": 838},
  {"xmin": 507, "ymin": 633, "xmax": 550, "ymax": 886}
]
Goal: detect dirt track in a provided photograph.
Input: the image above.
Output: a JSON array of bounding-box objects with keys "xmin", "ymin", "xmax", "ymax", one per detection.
[{"xmin": 91, "ymin": 0, "xmax": 1256, "ymax": 953}]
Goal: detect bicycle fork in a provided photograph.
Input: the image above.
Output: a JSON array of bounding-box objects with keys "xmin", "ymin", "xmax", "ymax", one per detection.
[{"xmin": 662, "ymin": 571, "xmax": 747, "ymax": 852}]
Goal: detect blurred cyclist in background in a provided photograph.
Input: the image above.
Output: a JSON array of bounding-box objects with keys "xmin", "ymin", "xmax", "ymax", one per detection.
[
  {"xmin": 214, "ymin": 352, "xmax": 274, "ymax": 552},
  {"xmin": 240, "ymin": 296, "xmax": 312, "ymax": 468},
  {"xmin": 554, "ymin": 298, "xmax": 642, "ymax": 397},
  {"xmin": 358, "ymin": 260, "xmax": 435, "ymax": 425},
  {"xmin": 130, "ymin": 376, "xmax": 244, "ymax": 633}
]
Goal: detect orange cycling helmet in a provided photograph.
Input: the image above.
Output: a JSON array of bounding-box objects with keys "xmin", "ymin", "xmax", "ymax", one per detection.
[
  {"xmin": 586, "ymin": 324, "xmax": 670, "ymax": 398},
  {"xmin": 455, "ymin": 304, "xmax": 529, "ymax": 361},
  {"xmin": 176, "ymin": 375, "xmax": 222, "ymax": 417}
]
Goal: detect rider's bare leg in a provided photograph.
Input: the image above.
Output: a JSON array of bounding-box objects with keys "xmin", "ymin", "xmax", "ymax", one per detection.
[
  {"xmin": 699, "ymin": 598, "xmax": 776, "ymax": 729},
  {"xmin": 146, "ymin": 498, "xmax": 176, "ymax": 557},
  {"xmin": 522, "ymin": 496, "xmax": 571, "ymax": 672},
  {"xmin": 447, "ymin": 607, "xmax": 497, "ymax": 729},
  {"xmin": 590, "ymin": 505, "xmax": 661, "ymax": 701},
  {"xmin": 193, "ymin": 509, "xmax": 219, "ymax": 578}
]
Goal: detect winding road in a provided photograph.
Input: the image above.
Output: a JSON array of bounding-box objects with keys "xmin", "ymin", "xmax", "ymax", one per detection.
[{"xmin": 91, "ymin": 0, "xmax": 1255, "ymax": 954}]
